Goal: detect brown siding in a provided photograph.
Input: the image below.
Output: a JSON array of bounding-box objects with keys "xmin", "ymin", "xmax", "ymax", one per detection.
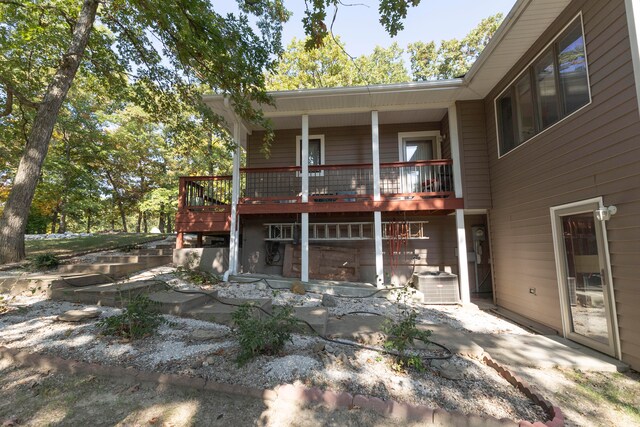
[
  {"xmin": 484, "ymin": 0, "xmax": 640, "ymax": 369},
  {"xmin": 247, "ymin": 122, "xmax": 442, "ymax": 167},
  {"xmin": 457, "ymin": 101, "xmax": 492, "ymax": 209}
]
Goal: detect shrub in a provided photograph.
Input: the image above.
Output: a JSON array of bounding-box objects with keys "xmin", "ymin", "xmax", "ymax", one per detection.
[
  {"xmin": 176, "ymin": 266, "xmax": 220, "ymax": 286},
  {"xmin": 382, "ymin": 309, "xmax": 432, "ymax": 372},
  {"xmin": 30, "ymin": 253, "xmax": 60, "ymax": 270},
  {"xmin": 232, "ymin": 304, "xmax": 298, "ymax": 366},
  {"xmin": 97, "ymin": 295, "xmax": 165, "ymax": 339}
]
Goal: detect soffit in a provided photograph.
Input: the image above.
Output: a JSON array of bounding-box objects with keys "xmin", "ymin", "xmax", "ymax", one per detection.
[{"xmin": 465, "ymin": 0, "xmax": 573, "ymax": 97}]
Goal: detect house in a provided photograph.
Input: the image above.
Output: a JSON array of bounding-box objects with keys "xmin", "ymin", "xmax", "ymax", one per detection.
[{"xmin": 176, "ymin": 0, "xmax": 640, "ymax": 371}]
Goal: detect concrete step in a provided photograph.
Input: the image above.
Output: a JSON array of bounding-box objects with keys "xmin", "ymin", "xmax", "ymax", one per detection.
[
  {"xmin": 50, "ymin": 273, "xmax": 116, "ymax": 289},
  {"xmin": 57, "ymin": 263, "xmax": 144, "ymax": 277},
  {"xmin": 147, "ymin": 290, "xmax": 216, "ymax": 315},
  {"xmin": 152, "ymin": 244, "xmax": 175, "ymax": 250},
  {"xmin": 184, "ymin": 297, "xmax": 272, "ymax": 325},
  {"xmin": 130, "ymin": 248, "xmax": 174, "ymax": 256},
  {"xmin": 50, "ymin": 280, "xmax": 167, "ymax": 306},
  {"xmin": 95, "ymin": 255, "xmax": 172, "ymax": 266},
  {"xmin": 292, "ymin": 306, "xmax": 328, "ymax": 336}
]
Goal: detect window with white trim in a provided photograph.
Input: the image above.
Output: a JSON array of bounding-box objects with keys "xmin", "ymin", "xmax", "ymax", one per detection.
[
  {"xmin": 296, "ymin": 134, "xmax": 325, "ymax": 176},
  {"xmin": 496, "ymin": 16, "xmax": 590, "ymax": 157}
]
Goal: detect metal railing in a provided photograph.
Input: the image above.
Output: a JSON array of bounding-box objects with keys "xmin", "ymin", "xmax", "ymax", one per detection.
[{"xmin": 179, "ymin": 160, "xmax": 454, "ymax": 208}]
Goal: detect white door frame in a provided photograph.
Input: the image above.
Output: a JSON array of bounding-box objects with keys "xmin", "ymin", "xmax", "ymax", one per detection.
[{"xmin": 550, "ymin": 197, "xmax": 621, "ymax": 358}]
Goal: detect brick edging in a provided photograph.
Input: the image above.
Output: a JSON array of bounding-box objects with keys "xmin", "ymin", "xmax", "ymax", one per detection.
[
  {"xmin": 0, "ymin": 346, "xmax": 562, "ymax": 426},
  {"xmin": 484, "ymin": 355, "xmax": 565, "ymax": 427}
]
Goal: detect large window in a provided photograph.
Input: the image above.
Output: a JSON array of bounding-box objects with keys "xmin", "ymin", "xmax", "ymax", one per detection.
[{"xmin": 496, "ymin": 16, "xmax": 590, "ymax": 157}]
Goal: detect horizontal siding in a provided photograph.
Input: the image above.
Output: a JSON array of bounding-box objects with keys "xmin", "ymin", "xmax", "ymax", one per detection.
[
  {"xmin": 456, "ymin": 101, "xmax": 492, "ymax": 209},
  {"xmin": 247, "ymin": 122, "xmax": 441, "ymax": 167},
  {"xmin": 485, "ymin": 0, "xmax": 640, "ymax": 370}
]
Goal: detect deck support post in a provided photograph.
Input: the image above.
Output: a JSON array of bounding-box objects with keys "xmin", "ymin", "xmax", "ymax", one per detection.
[
  {"xmin": 176, "ymin": 232, "xmax": 184, "ymax": 250},
  {"xmin": 449, "ymin": 104, "xmax": 470, "ymax": 304},
  {"xmin": 196, "ymin": 233, "xmax": 203, "ymax": 248},
  {"xmin": 301, "ymin": 114, "xmax": 309, "ymax": 282},
  {"xmin": 226, "ymin": 122, "xmax": 242, "ymax": 280},
  {"xmin": 371, "ymin": 110, "xmax": 384, "ymax": 287}
]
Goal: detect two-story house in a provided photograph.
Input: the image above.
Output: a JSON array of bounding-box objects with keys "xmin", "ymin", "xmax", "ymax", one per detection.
[{"xmin": 176, "ymin": 0, "xmax": 640, "ymax": 371}]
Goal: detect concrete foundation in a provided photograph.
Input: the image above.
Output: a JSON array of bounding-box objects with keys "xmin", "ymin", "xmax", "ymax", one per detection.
[{"xmin": 173, "ymin": 248, "xmax": 229, "ymax": 275}]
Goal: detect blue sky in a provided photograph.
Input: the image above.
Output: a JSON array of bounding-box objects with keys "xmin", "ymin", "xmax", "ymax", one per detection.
[{"xmin": 278, "ymin": 0, "xmax": 517, "ymax": 58}]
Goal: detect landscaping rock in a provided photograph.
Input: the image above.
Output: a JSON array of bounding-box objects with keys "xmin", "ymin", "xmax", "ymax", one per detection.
[
  {"xmin": 255, "ymin": 282, "xmax": 268, "ymax": 291},
  {"xmin": 56, "ymin": 309, "xmax": 101, "ymax": 322},
  {"xmin": 312, "ymin": 342, "xmax": 325, "ymax": 353},
  {"xmin": 321, "ymin": 294, "xmax": 337, "ymax": 307},
  {"xmin": 190, "ymin": 329, "xmax": 227, "ymax": 341},
  {"xmin": 436, "ymin": 366, "xmax": 464, "ymax": 381},
  {"xmin": 291, "ymin": 281, "xmax": 306, "ymax": 295}
]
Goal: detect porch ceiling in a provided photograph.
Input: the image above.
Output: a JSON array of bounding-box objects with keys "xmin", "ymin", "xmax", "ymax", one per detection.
[{"xmin": 267, "ymin": 108, "xmax": 447, "ymax": 130}]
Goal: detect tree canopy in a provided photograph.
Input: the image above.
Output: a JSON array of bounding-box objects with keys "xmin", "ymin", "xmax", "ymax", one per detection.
[{"xmin": 0, "ymin": 0, "xmax": 423, "ymax": 262}]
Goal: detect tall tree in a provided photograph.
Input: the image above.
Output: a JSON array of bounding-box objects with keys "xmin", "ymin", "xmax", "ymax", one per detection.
[
  {"xmin": 408, "ymin": 13, "xmax": 503, "ymax": 80},
  {"xmin": 0, "ymin": 0, "xmax": 420, "ymax": 263},
  {"xmin": 266, "ymin": 37, "xmax": 409, "ymax": 90}
]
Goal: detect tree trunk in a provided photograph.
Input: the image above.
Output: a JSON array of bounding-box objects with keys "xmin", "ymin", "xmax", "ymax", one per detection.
[
  {"xmin": 143, "ymin": 211, "xmax": 148, "ymax": 233},
  {"xmin": 86, "ymin": 210, "xmax": 91, "ymax": 234},
  {"xmin": 159, "ymin": 204, "xmax": 166, "ymax": 233},
  {"xmin": 136, "ymin": 211, "xmax": 142, "ymax": 233},
  {"xmin": 0, "ymin": 0, "xmax": 99, "ymax": 263},
  {"xmin": 58, "ymin": 212, "xmax": 66, "ymax": 234},
  {"xmin": 118, "ymin": 201, "xmax": 127, "ymax": 232},
  {"xmin": 51, "ymin": 206, "xmax": 59, "ymax": 234}
]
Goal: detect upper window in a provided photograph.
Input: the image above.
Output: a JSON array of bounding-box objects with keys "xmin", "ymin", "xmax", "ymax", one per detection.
[
  {"xmin": 496, "ymin": 16, "xmax": 590, "ymax": 157},
  {"xmin": 296, "ymin": 135, "xmax": 325, "ymax": 176}
]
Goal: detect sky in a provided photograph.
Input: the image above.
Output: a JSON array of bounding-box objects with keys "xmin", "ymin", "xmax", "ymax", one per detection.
[{"xmin": 277, "ymin": 0, "xmax": 518, "ymax": 58}]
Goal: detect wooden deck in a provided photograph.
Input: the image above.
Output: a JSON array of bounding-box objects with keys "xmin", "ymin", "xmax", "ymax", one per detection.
[{"xmin": 175, "ymin": 160, "xmax": 462, "ymax": 233}]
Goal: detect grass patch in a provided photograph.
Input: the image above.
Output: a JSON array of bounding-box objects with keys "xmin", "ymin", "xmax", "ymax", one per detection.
[
  {"xmin": 564, "ymin": 369, "xmax": 640, "ymax": 423},
  {"xmin": 25, "ymin": 233, "xmax": 167, "ymax": 258}
]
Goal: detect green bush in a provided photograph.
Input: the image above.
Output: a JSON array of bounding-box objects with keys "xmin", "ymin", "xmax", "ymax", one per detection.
[
  {"xmin": 382, "ymin": 309, "xmax": 432, "ymax": 372},
  {"xmin": 97, "ymin": 295, "xmax": 165, "ymax": 339},
  {"xmin": 30, "ymin": 253, "xmax": 60, "ymax": 270},
  {"xmin": 232, "ymin": 304, "xmax": 298, "ymax": 366},
  {"xmin": 176, "ymin": 266, "xmax": 220, "ymax": 286}
]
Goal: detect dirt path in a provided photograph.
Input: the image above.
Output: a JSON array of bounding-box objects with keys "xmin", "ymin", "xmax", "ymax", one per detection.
[{"xmin": 0, "ymin": 359, "xmax": 414, "ymax": 427}]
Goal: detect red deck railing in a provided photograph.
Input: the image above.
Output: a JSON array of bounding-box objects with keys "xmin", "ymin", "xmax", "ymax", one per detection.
[{"xmin": 179, "ymin": 160, "xmax": 455, "ymax": 210}]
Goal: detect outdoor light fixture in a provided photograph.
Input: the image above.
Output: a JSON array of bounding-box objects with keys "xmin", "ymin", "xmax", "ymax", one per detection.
[{"xmin": 595, "ymin": 205, "xmax": 617, "ymax": 221}]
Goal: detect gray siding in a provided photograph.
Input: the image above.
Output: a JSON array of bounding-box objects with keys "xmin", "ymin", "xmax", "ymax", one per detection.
[
  {"xmin": 484, "ymin": 0, "xmax": 640, "ymax": 369},
  {"xmin": 456, "ymin": 101, "xmax": 491, "ymax": 209}
]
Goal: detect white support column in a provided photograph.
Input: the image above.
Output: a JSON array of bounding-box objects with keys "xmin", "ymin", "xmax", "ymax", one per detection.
[
  {"xmin": 625, "ymin": 0, "xmax": 640, "ymax": 117},
  {"xmin": 448, "ymin": 104, "xmax": 470, "ymax": 303},
  {"xmin": 226, "ymin": 121, "xmax": 242, "ymax": 279},
  {"xmin": 371, "ymin": 111, "xmax": 384, "ymax": 287},
  {"xmin": 301, "ymin": 115, "xmax": 309, "ymax": 282}
]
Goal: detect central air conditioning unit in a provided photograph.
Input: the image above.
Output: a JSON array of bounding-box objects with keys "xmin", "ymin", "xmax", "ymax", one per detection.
[{"xmin": 414, "ymin": 272, "xmax": 460, "ymax": 304}]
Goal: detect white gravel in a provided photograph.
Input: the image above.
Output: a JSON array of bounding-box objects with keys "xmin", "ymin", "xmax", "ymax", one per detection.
[
  {"xmin": 0, "ymin": 264, "xmax": 547, "ymax": 422},
  {"xmin": 264, "ymin": 355, "xmax": 322, "ymax": 382}
]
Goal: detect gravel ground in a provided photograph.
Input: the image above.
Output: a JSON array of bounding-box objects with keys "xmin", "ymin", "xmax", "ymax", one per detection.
[{"xmin": 0, "ymin": 267, "xmax": 547, "ymax": 423}]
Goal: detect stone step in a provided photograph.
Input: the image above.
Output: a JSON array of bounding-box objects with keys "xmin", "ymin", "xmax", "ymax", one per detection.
[
  {"xmin": 292, "ymin": 306, "xmax": 328, "ymax": 336},
  {"xmin": 95, "ymin": 255, "xmax": 172, "ymax": 266},
  {"xmin": 57, "ymin": 263, "xmax": 144, "ymax": 277},
  {"xmin": 184, "ymin": 297, "xmax": 272, "ymax": 325},
  {"xmin": 50, "ymin": 280, "xmax": 167, "ymax": 306},
  {"xmin": 147, "ymin": 290, "xmax": 216, "ymax": 315}
]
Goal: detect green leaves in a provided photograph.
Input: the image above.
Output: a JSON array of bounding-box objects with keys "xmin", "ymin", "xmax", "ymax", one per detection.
[{"xmin": 408, "ymin": 13, "xmax": 503, "ymax": 80}]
